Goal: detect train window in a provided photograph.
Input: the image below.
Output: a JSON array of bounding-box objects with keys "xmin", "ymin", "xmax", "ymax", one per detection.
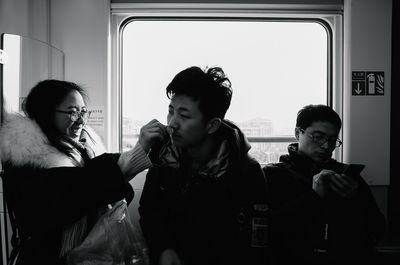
[{"xmin": 119, "ymin": 19, "xmax": 330, "ymax": 164}]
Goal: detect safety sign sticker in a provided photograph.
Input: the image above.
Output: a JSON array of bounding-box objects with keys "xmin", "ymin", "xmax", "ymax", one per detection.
[{"xmin": 352, "ymin": 71, "xmax": 384, "ymax": 96}]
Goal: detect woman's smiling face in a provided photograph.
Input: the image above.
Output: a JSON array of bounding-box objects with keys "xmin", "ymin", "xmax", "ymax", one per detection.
[{"xmin": 54, "ymin": 90, "xmax": 87, "ymax": 140}]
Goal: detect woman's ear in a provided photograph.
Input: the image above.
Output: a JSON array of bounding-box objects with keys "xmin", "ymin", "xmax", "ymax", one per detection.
[{"xmin": 206, "ymin": 118, "xmax": 222, "ymax": 134}]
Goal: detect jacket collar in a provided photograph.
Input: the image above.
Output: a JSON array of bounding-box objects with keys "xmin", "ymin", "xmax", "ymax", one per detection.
[
  {"xmin": 280, "ymin": 143, "xmax": 339, "ymax": 176},
  {"xmin": 156, "ymin": 119, "xmax": 251, "ymax": 179}
]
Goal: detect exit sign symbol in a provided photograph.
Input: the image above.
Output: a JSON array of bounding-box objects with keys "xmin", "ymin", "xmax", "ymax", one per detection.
[{"xmin": 352, "ymin": 80, "xmax": 365, "ymax": 95}]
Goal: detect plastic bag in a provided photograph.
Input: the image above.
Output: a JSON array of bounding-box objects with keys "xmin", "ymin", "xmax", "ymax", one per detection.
[{"xmin": 67, "ymin": 199, "xmax": 149, "ymax": 265}]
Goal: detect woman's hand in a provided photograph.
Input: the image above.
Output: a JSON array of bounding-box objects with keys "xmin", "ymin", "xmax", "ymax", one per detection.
[
  {"xmin": 138, "ymin": 119, "xmax": 169, "ymax": 153},
  {"xmin": 118, "ymin": 119, "xmax": 168, "ymax": 178}
]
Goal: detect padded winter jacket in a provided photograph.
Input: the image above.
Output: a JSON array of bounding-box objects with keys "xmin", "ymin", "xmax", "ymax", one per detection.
[
  {"xmin": 263, "ymin": 143, "xmax": 386, "ymax": 265},
  {"xmin": 139, "ymin": 120, "xmax": 268, "ymax": 265},
  {"xmin": 0, "ymin": 113, "xmax": 144, "ymax": 265}
]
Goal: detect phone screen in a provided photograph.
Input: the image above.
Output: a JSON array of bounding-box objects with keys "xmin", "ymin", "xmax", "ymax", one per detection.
[{"xmin": 342, "ymin": 164, "xmax": 365, "ymax": 178}]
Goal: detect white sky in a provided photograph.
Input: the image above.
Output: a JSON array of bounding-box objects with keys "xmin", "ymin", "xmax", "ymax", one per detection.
[{"xmin": 122, "ymin": 20, "xmax": 327, "ymax": 135}]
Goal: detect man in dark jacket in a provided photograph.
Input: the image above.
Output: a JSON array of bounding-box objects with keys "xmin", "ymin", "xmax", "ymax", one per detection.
[
  {"xmin": 263, "ymin": 104, "xmax": 386, "ymax": 265},
  {"xmin": 139, "ymin": 66, "xmax": 268, "ymax": 265}
]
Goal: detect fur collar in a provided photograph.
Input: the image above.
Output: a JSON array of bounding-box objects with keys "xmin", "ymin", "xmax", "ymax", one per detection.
[{"xmin": 0, "ymin": 113, "xmax": 106, "ymax": 169}]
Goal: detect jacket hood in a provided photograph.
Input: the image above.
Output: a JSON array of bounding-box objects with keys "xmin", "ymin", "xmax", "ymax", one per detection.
[
  {"xmin": 153, "ymin": 119, "xmax": 251, "ymax": 179},
  {"xmin": 0, "ymin": 113, "xmax": 106, "ymax": 169},
  {"xmin": 220, "ymin": 119, "xmax": 252, "ymax": 158}
]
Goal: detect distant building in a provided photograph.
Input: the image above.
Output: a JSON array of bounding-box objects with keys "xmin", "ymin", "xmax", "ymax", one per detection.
[
  {"xmin": 123, "ymin": 117, "xmax": 145, "ymax": 136},
  {"xmin": 237, "ymin": 118, "xmax": 273, "ymax": 137}
]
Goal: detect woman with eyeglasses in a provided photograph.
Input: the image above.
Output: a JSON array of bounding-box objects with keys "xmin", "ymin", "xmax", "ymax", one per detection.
[
  {"xmin": 0, "ymin": 79, "xmax": 168, "ymax": 265},
  {"xmin": 263, "ymin": 104, "xmax": 386, "ymax": 265}
]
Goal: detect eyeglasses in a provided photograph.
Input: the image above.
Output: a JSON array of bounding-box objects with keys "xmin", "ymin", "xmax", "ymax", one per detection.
[
  {"xmin": 55, "ymin": 110, "xmax": 90, "ymax": 122},
  {"xmin": 298, "ymin": 127, "xmax": 342, "ymax": 148}
]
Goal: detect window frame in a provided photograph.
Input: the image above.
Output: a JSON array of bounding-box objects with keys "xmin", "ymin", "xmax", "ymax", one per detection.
[{"xmin": 109, "ymin": 3, "xmax": 343, "ymax": 161}]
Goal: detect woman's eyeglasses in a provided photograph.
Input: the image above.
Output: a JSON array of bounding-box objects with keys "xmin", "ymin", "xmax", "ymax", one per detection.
[
  {"xmin": 298, "ymin": 127, "xmax": 342, "ymax": 148},
  {"xmin": 55, "ymin": 110, "xmax": 90, "ymax": 122}
]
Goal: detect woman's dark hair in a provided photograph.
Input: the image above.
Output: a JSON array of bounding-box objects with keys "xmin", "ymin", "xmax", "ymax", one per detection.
[
  {"xmin": 23, "ymin": 79, "xmax": 87, "ymax": 152},
  {"xmin": 166, "ymin": 66, "xmax": 232, "ymax": 122},
  {"xmin": 296, "ymin": 104, "xmax": 342, "ymax": 130}
]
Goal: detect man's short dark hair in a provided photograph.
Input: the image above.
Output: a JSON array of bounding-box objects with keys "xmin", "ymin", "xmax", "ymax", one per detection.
[
  {"xmin": 296, "ymin": 104, "xmax": 342, "ymax": 130},
  {"xmin": 166, "ymin": 66, "xmax": 232, "ymax": 121}
]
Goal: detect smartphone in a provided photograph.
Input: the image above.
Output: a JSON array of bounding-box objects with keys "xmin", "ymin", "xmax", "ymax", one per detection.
[{"xmin": 342, "ymin": 164, "xmax": 365, "ymax": 178}]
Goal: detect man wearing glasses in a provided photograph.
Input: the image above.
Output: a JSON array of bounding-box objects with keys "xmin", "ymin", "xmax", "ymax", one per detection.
[{"xmin": 263, "ymin": 104, "xmax": 385, "ymax": 265}]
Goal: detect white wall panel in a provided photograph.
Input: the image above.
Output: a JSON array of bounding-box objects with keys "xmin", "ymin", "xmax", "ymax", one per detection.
[
  {"xmin": 50, "ymin": 0, "xmax": 110, "ymax": 143},
  {"xmin": 343, "ymin": 0, "xmax": 392, "ymax": 186}
]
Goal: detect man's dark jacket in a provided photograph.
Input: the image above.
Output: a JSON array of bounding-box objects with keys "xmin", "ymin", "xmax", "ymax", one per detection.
[
  {"xmin": 263, "ymin": 143, "xmax": 386, "ymax": 265},
  {"xmin": 139, "ymin": 120, "xmax": 268, "ymax": 265}
]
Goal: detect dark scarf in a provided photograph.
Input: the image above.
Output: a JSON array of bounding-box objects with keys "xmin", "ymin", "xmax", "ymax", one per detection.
[
  {"xmin": 157, "ymin": 138, "xmax": 231, "ymax": 180},
  {"xmin": 155, "ymin": 119, "xmax": 251, "ymax": 180}
]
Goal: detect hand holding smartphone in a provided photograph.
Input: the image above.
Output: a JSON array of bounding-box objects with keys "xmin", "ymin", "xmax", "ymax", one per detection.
[
  {"xmin": 341, "ymin": 164, "xmax": 365, "ymax": 178},
  {"xmin": 326, "ymin": 164, "xmax": 365, "ymax": 198}
]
